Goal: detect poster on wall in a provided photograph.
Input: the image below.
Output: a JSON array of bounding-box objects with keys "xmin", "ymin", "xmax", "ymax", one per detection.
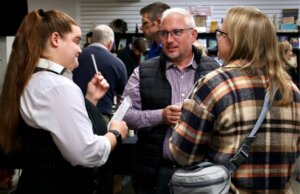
[{"xmin": 189, "ymin": 6, "xmax": 212, "ymax": 33}]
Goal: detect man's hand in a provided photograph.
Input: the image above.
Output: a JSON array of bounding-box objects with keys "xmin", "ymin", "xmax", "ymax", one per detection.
[{"xmin": 162, "ymin": 104, "xmax": 182, "ymax": 126}]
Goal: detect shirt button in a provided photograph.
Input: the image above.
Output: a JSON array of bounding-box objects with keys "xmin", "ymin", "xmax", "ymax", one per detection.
[
  {"xmin": 94, "ymin": 179, "xmax": 99, "ymax": 185},
  {"xmin": 181, "ymin": 93, "xmax": 185, "ymax": 97}
]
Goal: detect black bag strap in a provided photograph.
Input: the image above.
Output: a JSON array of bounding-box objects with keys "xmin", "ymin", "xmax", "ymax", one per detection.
[{"xmin": 226, "ymin": 84, "xmax": 278, "ymax": 172}]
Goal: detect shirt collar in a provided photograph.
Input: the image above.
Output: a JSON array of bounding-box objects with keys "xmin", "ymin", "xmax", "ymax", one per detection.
[
  {"xmin": 89, "ymin": 42, "xmax": 109, "ymax": 51},
  {"xmin": 166, "ymin": 54, "xmax": 196, "ymax": 70},
  {"xmin": 37, "ymin": 58, "xmax": 66, "ymax": 74}
]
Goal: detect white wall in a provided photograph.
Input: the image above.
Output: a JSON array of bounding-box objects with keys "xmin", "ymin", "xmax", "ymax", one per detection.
[
  {"xmin": 78, "ymin": 0, "xmax": 300, "ymax": 34},
  {"xmin": 1, "ymin": 0, "xmax": 299, "ymax": 91},
  {"xmin": 27, "ymin": 0, "xmax": 78, "ymax": 20},
  {"xmin": 75, "ymin": 0, "xmax": 300, "ymax": 47},
  {"xmin": 27, "ymin": 0, "xmax": 300, "ymax": 38}
]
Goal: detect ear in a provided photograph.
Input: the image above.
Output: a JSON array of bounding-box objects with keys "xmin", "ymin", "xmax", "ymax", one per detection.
[
  {"xmin": 154, "ymin": 18, "xmax": 161, "ymax": 26},
  {"xmin": 191, "ymin": 29, "xmax": 198, "ymax": 41},
  {"xmin": 107, "ymin": 41, "xmax": 113, "ymax": 51},
  {"xmin": 49, "ymin": 32, "xmax": 60, "ymax": 47}
]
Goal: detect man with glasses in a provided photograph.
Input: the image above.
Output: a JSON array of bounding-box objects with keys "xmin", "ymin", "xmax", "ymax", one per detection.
[
  {"xmin": 122, "ymin": 7, "xmax": 219, "ymax": 194},
  {"xmin": 139, "ymin": 2, "xmax": 170, "ymax": 59}
]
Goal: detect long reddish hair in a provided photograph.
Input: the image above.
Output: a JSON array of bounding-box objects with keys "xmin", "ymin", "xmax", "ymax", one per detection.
[{"xmin": 0, "ymin": 9, "xmax": 76, "ymax": 153}]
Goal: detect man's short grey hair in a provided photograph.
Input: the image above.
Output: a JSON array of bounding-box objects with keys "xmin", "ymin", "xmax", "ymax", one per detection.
[
  {"xmin": 161, "ymin": 8, "xmax": 195, "ymax": 28},
  {"xmin": 91, "ymin": 24, "xmax": 114, "ymax": 46}
]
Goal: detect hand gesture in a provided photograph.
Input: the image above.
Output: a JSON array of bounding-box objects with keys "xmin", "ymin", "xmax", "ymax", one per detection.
[
  {"xmin": 85, "ymin": 73, "xmax": 109, "ymax": 105},
  {"xmin": 162, "ymin": 104, "xmax": 182, "ymax": 126}
]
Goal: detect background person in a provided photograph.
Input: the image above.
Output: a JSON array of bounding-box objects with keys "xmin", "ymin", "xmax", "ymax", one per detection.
[
  {"xmin": 278, "ymin": 40, "xmax": 298, "ymax": 87},
  {"xmin": 0, "ymin": 9, "xmax": 128, "ymax": 194},
  {"xmin": 122, "ymin": 7, "xmax": 219, "ymax": 194},
  {"xmin": 83, "ymin": 31, "xmax": 93, "ymax": 48},
  {"xmin": 117, "ymin": 37, "xmax": 148, "ymax": 78},
  {"xmin": 139, "ymin": 2, "xmax": 170, "ymax": 59},
  {"xmin": 193, "ymin": 40, "xmax": 208, "ymax": 56},
  {"xmin": 169, "ymin": 6, "xmax": 300, "ymax": 194},
  {"xmin": 73, "ymin": 24, "xmax": 127, "ymax": 123}
]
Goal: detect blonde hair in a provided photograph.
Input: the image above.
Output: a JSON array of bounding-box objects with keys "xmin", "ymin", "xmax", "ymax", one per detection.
[
  {"xmin": 193, "ymin": 41, "xmax": 208, "ymax": 56},
  {"xmin": 278, "ymin": 40, "xmax": 295, "ymax": 68},
  {"xmin": 224, "ymin": 6, "xmax": 292, "ymax": 104}
]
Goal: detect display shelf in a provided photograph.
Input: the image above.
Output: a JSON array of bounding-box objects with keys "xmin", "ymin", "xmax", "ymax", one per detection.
[{"xmin": 115, "ymin": 31, "xmax": 300, "ymax": 86}]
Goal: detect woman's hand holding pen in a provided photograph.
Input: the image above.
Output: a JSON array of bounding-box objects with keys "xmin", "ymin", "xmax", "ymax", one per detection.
[{"xmin": 86, "ymin": 73, "xmax": 109, "ymax": 106}]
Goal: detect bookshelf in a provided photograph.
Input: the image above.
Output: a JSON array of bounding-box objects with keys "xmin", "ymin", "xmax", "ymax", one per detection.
[
  {"xmin": 115, "ymin": 31, "xmax": 300, "ymax": 87},
  {"xmin": 197, "ymin": 32, "xmax": 217, "ymax": 56},
  {"xmin": 113, "ymin": 32, "xmax": 144, "ymax": 53}
]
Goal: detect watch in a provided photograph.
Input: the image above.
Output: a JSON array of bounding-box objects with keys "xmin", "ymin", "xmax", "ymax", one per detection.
[{"xmin": 109, "ymin": 129, "xmax": 122, "ymax": 144}]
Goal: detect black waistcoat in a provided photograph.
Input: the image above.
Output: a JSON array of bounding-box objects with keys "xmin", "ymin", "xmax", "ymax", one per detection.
[
  {"xmin": 16, "ymin": 68, "xmax": 112, "ymax": 194},
  {"xmin": 135, "ymin": 46, "xmax": 219, "ymax": 186}
]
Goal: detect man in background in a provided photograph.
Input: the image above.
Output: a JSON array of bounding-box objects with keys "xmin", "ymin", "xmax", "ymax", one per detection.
[
  {"xmin": 73, "ymin": 24, "xmax": 127, "ymax": 123},
  {"xmin": 139, "ymin": 2, "xmax": 170, "ymax": 59},
  {"xmin": 117, "ymin": 37, "xmax": 148, "ymax": 78}
]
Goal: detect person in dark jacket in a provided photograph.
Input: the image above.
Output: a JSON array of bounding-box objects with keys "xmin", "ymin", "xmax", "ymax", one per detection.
[
  {"xmin": 139, "ymin": 2, "xmax": 170, "ymax": 59},
  {"xmin": 73, "ymin": 24, "xmax": 128, "ymax": 123},
  {"xmin": 117, "ymin": 37, "xmax": 148, "ymax": 78},
  {"xmin": 121, "ymin": 7, "xmax": 219, "ymax": 194}
]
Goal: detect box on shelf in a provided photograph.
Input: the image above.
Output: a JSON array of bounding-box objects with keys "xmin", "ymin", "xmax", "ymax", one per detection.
[
  {"xmin": 209, "ymin": 21, "xmax": 218, "ymax": 33},
  {"xmin": 283, "ymin": 16, "xmax": 295, "ymax": 24},
  {"xmin": 280, "ymin": 23, "xmax": 297, "ymax": 31}
]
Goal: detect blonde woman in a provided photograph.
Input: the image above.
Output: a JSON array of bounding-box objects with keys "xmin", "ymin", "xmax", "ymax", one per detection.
[
  {"xmin": 170, "ymin": 6, "xmax": 300, "ymax": 194},
  {"xmin": 279, "ymin": 40, "xmax": 298, "ymax": 86}
]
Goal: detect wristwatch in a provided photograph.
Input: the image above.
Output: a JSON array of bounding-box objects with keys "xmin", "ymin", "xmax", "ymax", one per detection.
[{"xmin": 109, "ymin": 129, "xmax": 122, "ymax": 144}]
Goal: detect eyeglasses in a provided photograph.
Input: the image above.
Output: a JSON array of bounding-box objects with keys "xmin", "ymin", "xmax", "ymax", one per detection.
[
  {"xmin": 158, "ymin": 28, "xmax": 194, "ymax": 38},
  {"xmin": 215, "ymin": 29, "xmax": 228, "ymax": 39}
]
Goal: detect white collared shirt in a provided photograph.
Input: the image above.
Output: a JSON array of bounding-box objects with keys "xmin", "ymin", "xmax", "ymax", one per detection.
[{"xmin": 20, "ymin": 58, "xmax": 111, "ymax": 167}]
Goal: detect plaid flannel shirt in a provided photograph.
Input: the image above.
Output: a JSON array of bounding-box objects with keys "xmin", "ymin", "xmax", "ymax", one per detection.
[{"xmin": 170, "ymin": 64, "xmax": 300, "ymax": 194}]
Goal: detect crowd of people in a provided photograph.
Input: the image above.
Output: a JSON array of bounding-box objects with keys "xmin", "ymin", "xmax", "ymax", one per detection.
[{"xmin": 0, "ymin": 2, "xmax": 299, "ymax": 194}]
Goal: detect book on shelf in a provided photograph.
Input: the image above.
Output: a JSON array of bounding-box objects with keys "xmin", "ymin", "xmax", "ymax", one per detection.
[
  {"xmin": 280, "ymin": 23, "xmax": 297, "ymax": 31},
  {"xmin": 194, "ymin": 16, "xmax": 206, "ymax": 27},
  {"xmin": 277, "ymin": 29, "xmax": 299, "ymax": 33},
  {"xmin": 209, "ymin": 21, "xmax": 218, "ymax": 33},
  {"xmin": 194, "ymin": 16, "xmax": 207, "ymax": 32},
  {"xmin": 283, "ymin": 16, "xmax": 295, "ymax": 24}
]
